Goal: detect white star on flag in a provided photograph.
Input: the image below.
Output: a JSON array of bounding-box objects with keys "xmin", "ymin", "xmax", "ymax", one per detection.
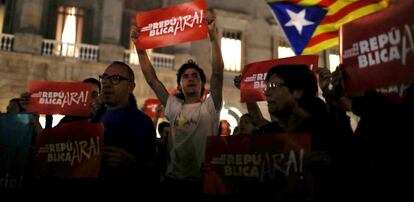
[{"xmin": 285, "ymin": 9, "xmax": 314, "ymax": 35}]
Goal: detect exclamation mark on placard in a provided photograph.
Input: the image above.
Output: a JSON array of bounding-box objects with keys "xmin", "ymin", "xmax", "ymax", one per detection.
[
  {"xmin": 299, "ymin": 149, "xmax": 304, "ymax": 180},
  {"xmin": 83, "ymin": 91, "xmax": 88, "ymax": 106},
  {"xmin": 199, "ymin": 10, "xmax": 203, "ymax": 27}
]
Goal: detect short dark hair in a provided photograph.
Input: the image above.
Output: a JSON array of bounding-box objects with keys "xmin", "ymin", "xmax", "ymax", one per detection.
[
  {"xmin": 83, "ymin": 78, "xmax": 101, "ymax": 93},
  {"xmin": 110, "ymin": 61, "xmax": 135, "ymax": 82},
  {"xmin": 176, "ymin": 60, "xmax": 206, "ymax": 99},
  {"xmin": 158, "ymin": 121, "xmax": 170, "ymax": 134},
  {"xmin": 9, "ymin": 98, "xmax": 24, "ymax": 112},
  {"xmin": 266, "ymin": 64, "xmax": 318, "ymax": 100}
]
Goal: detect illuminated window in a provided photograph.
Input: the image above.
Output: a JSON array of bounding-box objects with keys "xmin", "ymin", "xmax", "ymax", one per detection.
[
  {"xmin": 221, "ymin": 31, "xmax": 242, "ymax": 72},
  {"xmin": 278, "ymin": 46, "xmax": 295, "ymax": 58},
  {"xmin": 329, "ymin": 54, "xmax": 340, "ymax": 72},
  {"xmin": 55, "ymin": 6, "xmax": 84, "ymax": 57},
  {"xmin": 0, "ymin": 0, "xmax": 5, "ymax": 32}
]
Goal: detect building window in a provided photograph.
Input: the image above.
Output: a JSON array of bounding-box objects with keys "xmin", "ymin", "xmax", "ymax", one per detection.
[
  {"xmin": 0, "ymin": 0, "xmax": 6, "ymax": 33},
  {"xmin": 329, "ymin": 54, "xmax": 340, "ymax": 72},
  {"xmin": 55, "ymin": 6, "xmax": 84, "ymax": 57},
  {"xmin": 221, "ymin": 31, "xmax": 242, "ymax": 72},
  {"xmin": 276, "ymin": 38, "xmax": 295, "ymax": 58},
  {"xmin": 329, "ymin": 47, "xmax": 340, "ymax": 72},
  {"xmin": 278, "ymin": 46, "xmax": 295, "ymax": 58}
]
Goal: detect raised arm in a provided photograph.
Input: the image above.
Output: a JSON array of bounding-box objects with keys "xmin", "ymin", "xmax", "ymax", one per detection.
[
  {"xmin": 318, "ymin": 66, "xmax": 352, "ymax": 112},
  {"xmin": 205, "ymin": 12, "xmax": 224, "ymax": 111},
  {"xmin": 131, "ymin": 26, "xmax": 169, "ymax": 106},
  {"xmin": 234, "ymin": 75, "xmax": 270, "ymax": 127}
]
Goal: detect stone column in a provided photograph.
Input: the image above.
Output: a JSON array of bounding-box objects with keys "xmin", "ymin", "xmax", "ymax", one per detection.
[
  {"xmin": 13, "ymin": 0, "xmax": 44, "ymax": 54},
  {"xmin": 99, "ymin": 0, "xmax": 125, "ymax": 63}
]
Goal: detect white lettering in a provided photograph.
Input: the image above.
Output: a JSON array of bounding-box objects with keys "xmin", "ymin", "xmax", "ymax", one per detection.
[
  {"xmin": 358, "ymin": 55, "xmax": 368, "ymax": 68},
  {"xmin": 369, "ymin": 36, "xmax": 379, "ymax": 51},
  {"xmin": 378, "ymin": 33, "xmax": 389, "ymax": 48},
  {"xmin": 402, "ymin": 24, "xmax": 414, "ymax": 66},
  {"xmin": 145, "ymin": 11, "xmax": 204, "ymax": 37},
  {"xmin": 359, "ymin": 40, "xmax": 370, "ymax": 54},
  {"xmin": 389, "ymin": 46, "xmax": 401, "ymax": 61}
]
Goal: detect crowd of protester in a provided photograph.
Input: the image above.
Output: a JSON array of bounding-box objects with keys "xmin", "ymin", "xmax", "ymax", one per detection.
[{"xmin": 1, "ymin": 11, "xmax": 412, "ymax": 200}]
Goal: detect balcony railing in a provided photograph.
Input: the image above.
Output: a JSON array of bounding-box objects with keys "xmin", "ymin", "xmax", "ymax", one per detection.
[
  {"xmin": 124, "ymin": 50, "xmax": 175, "ymax": 70},
  {"xmin": 0, "ymin": 33, "xmax": 14, "ymax": 51},
  {"xmin": 124, "ymin": 49, "xmax": 139, "ymax": 65},
  {"xmin": 42, "ymin": 39, "xmax": 99, "ymax": 61},
  {"xmin": 151, "ymin": 52, "xmax": 175, "ymax": 70}
]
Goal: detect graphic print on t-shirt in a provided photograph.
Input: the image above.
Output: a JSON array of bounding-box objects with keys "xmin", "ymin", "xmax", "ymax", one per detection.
[{"xmin": 176, "ymin": 116, "xmax": 198, "ymax": 129}]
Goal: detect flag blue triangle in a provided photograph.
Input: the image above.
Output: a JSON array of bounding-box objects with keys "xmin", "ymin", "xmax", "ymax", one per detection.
[{"xmin": 269, "ymin": 3, "xmax": 327, "ymax": 55}]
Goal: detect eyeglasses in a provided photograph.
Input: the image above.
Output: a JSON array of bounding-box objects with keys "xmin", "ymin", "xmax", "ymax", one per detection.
[
  {"xmin": 264, "ymin": 82, "xmax": 285, "ymax": 91},
  {"xmin": 99, "ymin": 74, "xmax": 131, "ymax": 85}
]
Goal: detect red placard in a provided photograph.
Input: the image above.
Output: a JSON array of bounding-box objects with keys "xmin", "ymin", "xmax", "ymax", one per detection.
[
  {"xmin": 340, "ymin": 1, "xmax": 414, "ymax": 93},
  {"xmin": 136, "ymin": 0, "xmax": 208, "ymax": 50},
  {"xmin": 143, "ymin": 98, "xmax": 161, "ymax": 118},
  {"xmin": 27, "ymin": 81, "xmax": 93, "ymax": 116},
  {"xmin": 240, "ymin": 55, "xmax": 319, "ymax": 102},
  {"xmin": 36, "ymin": 120, "xmax": 104, "ymax": 178},
  {"xmin": 203, "ymin": 133, "xmax": 311, "ymax": 194},
  {"xmin": 376, "ymin": 83, "xmax": 410, "ymax": 103}
]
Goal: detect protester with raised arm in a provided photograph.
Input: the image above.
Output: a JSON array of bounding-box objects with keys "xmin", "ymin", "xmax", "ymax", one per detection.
[{"xmin": 131, "ymin": 11, "xmax": 224, "ymax": 197}]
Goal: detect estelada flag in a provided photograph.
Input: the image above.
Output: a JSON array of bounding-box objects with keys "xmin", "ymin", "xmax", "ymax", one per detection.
[
  {"xmin": 27, "ymin": 81, "xmax": 93, "ymax": 116},
  {"xmin": 36, "ymin": 120, "xmax": 104, "ymax": 178},
  {"xmin": 268, "ymin": 0, "xmax": 389, "ymax": 55},
  {"xmin": 136, "ymin": 0, "xmax": 208, "ymax": 50},
  {"xmin": 340, "ymin": 0, "xmax": 414, "ymax": 93},
  {"xmin": 240, "ymin": 55, "xmax": 318, "ymax": 103}
]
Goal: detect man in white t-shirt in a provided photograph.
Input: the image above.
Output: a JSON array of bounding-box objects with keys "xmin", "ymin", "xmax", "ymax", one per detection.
[{"xmin": 131, "ymin": 12, "xmax": 223, "ymax": 197}]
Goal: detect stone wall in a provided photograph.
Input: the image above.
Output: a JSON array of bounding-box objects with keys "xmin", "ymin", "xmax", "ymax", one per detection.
[
  {"xmin": 0, "ymin": 51, "xmax": 101, "ymax": 111},
  {"xmin": 0, "ymin": 0, "xmax": 315, "ymax": 118},
  {"xmin": 0, "ymin": 50, "xmax": 185, "ymax": 112}
]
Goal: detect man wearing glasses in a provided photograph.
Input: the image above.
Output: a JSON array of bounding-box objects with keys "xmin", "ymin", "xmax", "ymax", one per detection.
[{"xmin": 96, "ymin": 61, "xmax": 157, "ymax": 192}]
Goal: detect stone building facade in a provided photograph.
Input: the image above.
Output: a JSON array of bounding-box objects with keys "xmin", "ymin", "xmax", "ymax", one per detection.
[{"xmin": 0, "ymin": 0, "xmax": 337, "ymax": 127}]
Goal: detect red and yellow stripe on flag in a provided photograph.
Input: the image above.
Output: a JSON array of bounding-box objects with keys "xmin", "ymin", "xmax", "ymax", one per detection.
[{"xmin": 268, "ymin": 0, "xmax": 389, "ymax": 55}]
